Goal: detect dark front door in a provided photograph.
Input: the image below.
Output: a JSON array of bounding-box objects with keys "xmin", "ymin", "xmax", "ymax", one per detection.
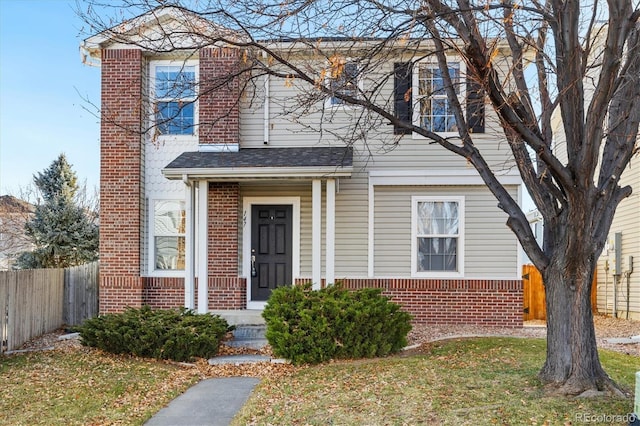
[{"xmin": 251, "ymin": 205, "xmax": 293, "ymax": 301}]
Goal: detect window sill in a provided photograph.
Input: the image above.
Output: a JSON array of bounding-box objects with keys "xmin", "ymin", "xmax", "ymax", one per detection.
[
  {"xmin": 411, "ymin": 271, "xmax": 464, "ymax": 279},
  {"xmin": 411, "ymin": 130, "xmax": 460, "ymax": 140}
]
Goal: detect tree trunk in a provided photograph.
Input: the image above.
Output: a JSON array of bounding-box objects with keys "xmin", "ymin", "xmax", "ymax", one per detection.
[{"xmin": 539, "ymin": 253, "xmax": 622, "ymax": 396}]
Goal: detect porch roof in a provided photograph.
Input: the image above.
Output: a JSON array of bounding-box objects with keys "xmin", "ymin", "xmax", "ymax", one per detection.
[{"xmin": 162, "ymin": 146, "xmax": 353, "ymax": 180}]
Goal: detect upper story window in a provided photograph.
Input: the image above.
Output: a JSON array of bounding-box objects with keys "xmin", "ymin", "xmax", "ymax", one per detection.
[
  {"xmin": 327, "ymin": 57, "xmax": 360, "ymax": 106},
  {"xmin": 411, "ymin": 196, "xmax": 464, "ymax": 277},
  {"xmin": 152, "ymin": 62, "xmax": 197, "ymax": 136},
  {"xmin": 413, "ymin": 60, "xmax": 464, "ymax": 134}
]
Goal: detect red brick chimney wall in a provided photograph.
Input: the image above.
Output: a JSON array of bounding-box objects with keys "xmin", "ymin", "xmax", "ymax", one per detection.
[
  {"xmin": 99, "ymin": 48, "xmax": 144, "ymax": 313},
  {"xmin": 198, "ymin": 47, "xmax": 241, "ymax": 145}
]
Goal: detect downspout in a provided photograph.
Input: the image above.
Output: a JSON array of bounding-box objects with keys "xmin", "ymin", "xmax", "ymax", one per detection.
[
  {"xmin": 263, "ymin": 52, "xmax": 270, "ymax": 145},
  {"xmin": 604, "ymin": 260, "xmax": 609, "ymax": 316},
  {"xmin": 626, "ymin": 256, "xmax": 634, "ymax": 320}
]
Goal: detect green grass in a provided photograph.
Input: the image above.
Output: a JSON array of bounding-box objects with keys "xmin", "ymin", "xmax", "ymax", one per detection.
[
  {"xmin": 0, "ymin": 347, "xmax": 199, "ymax": 425},
  {"xmin": 233, "ymin": 337, "xmax": 640, "ymax": 426}
]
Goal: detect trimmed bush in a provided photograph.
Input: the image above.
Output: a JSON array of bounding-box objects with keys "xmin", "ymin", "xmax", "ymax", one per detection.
[
  {"xmin": 262, "ymin": 284, "xmax": 412, "ymax": 365},
  {"xmin": 76, "ymin": 306, "xmax": 232, "ymax": 362}
]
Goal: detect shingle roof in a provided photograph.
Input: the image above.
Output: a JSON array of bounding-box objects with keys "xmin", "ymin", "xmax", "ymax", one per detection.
[{"xmin": 165, "ymin": 146, "xmax": 353, "ymax": 170}]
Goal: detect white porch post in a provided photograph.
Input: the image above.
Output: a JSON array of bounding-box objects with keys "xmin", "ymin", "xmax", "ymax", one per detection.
[
  {"xmin": 325, "ymin": 178, "xmax": 335, "ymax": 286},
  {"xmin": 312, "ymin": 179, "xmax": 322, "ymax": 290},
  {"xmin": 184, "ymin": 180, "xmax": 195, "ymax": 309},
  {"xmin": 197, "ymin": 180, "xmax": 209, "ymax": 313}
]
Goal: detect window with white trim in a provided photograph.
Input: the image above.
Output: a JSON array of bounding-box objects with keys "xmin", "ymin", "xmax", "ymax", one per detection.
[
  {"xmin": 326, "ymin": 57, "xmax": 360, "ymax": 106},
  {"xmin": 413, "ymin": 60, "xmax": 464, "ymax": 133},
  {"xmin": 152, "ymin": 62, "xmax": 197, "ymax": 135},
  {"xmin": 411, "ymin": 196, "xmax": 464, "ymax": 276},
  {"xmin": 153, "ymin": 200, "xmax": 186, "ymax": 270}
]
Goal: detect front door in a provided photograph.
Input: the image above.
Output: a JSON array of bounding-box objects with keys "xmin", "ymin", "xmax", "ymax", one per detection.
[{"xmin": 250, "ymin": 205, "xmax": 293, "ymax": 301}]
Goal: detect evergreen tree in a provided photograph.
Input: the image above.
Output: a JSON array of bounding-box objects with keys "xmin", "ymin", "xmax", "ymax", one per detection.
[{"xmin": 15, "ymin": 154, "xmax": 98, "ymax": 268}]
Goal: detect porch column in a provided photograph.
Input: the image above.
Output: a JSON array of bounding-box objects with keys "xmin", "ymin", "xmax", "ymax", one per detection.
[
  {"xmin": 184, "ymin": 180, "xmax": 196, "ymax": 309},
  {"xmin": 325, "ymin": 178, "xmax": 335, "ymax": 286},
  {"xmin": 197, "ymin": 181, "xmax": 209, "ymax": 313},
  {"xmin": 312, "ymin": 179, "xmax": 322, "ymax": 289}
]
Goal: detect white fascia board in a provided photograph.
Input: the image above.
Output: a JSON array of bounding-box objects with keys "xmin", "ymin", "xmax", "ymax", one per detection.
[
  {"xmin": 369, "ymin": 169, "xmax": 522, "ymax": 186},
  {"xmin": 163, "ymin": 166, "xmax": 353, "ymax": 180}
]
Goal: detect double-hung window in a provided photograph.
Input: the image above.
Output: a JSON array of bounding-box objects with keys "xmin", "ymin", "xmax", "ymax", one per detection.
[
  {"xmin": 413, "ymin": 60, "xmax": 464, "ymax": 133},
  {"xmin": 153, "ymin": 200, "xmax": 186, "ymax": 271},
  {"xmin": 153, "ymin": 62, "xmax": 197, "ymax": 135},
  {"xmin": 327, "ymin": 57, "xmax": 360, "ymax": 106},
  {"xmin": 411, "ymin": 197, "xmax": 464, "ymax": 277}
]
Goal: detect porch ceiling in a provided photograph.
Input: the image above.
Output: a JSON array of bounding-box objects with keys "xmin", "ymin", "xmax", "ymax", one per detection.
[{"xmin": 162, "ymin": 146, "xmax": 353, "ymax": 181}]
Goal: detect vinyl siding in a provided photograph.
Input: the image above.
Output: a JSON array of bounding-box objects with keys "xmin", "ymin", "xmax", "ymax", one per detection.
[
  {"xmin": 595, "ymin": 161, "xmax": 640, "ymax": 319},
  {"xmin": 239, "ymin": 59, "xmax": 515, "ymax": 174},
  {"xmin": 374, "ymin": 185, "xmax": 519, "ymax": 278}
]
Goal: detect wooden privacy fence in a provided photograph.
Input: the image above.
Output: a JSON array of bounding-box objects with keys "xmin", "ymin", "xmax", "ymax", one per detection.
[
  {"xmin": 522, "ymin": 264, "xmax": 597, "ymax": 321},
  {"xmin": 64, "ymin": 262, "xmax": 99, "ymax": 327},
  {"xmin": 0, "ymin": 261, "xmax": 99, "ymax": 354}
]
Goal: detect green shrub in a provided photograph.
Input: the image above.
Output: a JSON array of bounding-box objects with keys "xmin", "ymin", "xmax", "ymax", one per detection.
[
  {"xmin": 76, "ymin": 306, "xmax": 232, "ymax": 362},
  {"xmin": 262, "ymin": 284, "xmax": 412, "ymax": 365}
]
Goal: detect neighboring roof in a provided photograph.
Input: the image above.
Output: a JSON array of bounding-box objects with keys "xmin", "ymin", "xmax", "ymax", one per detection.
[
  {"xmin": 162, "ymin": 146, "xmax": 353, "ymax": 180},
  {"xmin": 0, "ymin": 195, "xmax": 35, "ymax": 214}
]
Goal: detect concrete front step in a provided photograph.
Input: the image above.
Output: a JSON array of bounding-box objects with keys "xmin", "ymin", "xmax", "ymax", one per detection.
[
  {"xmin": 224, "ymin": 339, "xmax": 269, "ymax": 350},
  {"xmin": 232, "ymin": 325, "xmax": 266, "ymax": 340},
  {"xmin": 211, "ymin": 310, "xmax": 265, "ymax": 326},
  {"xmin": 209, "ymin": 354, "xmax": 272, "ymax": 365}
]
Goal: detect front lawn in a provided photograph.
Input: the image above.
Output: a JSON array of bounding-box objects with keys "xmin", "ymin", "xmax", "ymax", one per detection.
[
  {"xmin": 233, "ymin": 337, "xmax": 640, "ymax": 425},
  {"xmin": 0, "ymin": 347, "xmax": 199, "ymax": 425},
  {"xmin": 1, "ymin": 337, "xmax": 638, "ymax": 425}
]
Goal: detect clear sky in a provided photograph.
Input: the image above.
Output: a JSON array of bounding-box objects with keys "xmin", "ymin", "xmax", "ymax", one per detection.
[{"xmin": 0, "ymin": 0, "xmax": 101, "ymax": 196}]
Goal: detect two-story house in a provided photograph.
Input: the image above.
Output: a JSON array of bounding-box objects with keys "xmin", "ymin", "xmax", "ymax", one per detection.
[{"xmin": 82, "ymin": 6, "xmax": 524, "ymax": 326}]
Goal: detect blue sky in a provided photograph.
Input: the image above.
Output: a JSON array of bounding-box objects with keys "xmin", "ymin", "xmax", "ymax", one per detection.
[{"xmin": 0, "ymin": 0, "xmax": 101, "ymax": 196}]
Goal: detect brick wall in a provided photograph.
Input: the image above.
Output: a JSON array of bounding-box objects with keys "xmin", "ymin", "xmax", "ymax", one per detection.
[
  {"xmin": 297, "ymin": 278, "xmax": 523, "ymax": 327},
  {"xmin": 208, "ymin": 182, "xmax": 240, "ymax": 276},
  {"xmin": 99, "ymin": 49, "xmax": 144, "ymax": 313},
  {"xmin": 206, "ymin": 182, "xmax": 244, "ymax": 308},
  {"xmin": 199, "ymin": 47, "xmax": 241, "ymax": 145},
  {"xmin": 142, "ymin": 277, "xmax": 184, "ymax": 309}
]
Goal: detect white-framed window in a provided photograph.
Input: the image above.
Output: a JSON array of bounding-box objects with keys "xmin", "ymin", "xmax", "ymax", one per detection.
[
  {"xmin": 413, "ymin": 59, "xmax": 465, "ymax": 134},
  {"xmin": 326, "ymin": 57, "xmax": 361, "ymax": 107},
  {"xmin": 411, "ymin": 196, "xmax": 464, "ymax": 277},
  {"xmin": 152, "ymin": 199, "xmax": 186, "ymax": 272},
  {"xmin": 151, "ymin": 61, "xmax": 198, "ymax": 136}
]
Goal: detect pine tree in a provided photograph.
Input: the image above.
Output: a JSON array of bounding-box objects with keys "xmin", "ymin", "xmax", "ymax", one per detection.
[{"xmin": 16, "ymin": 154, "xmax": 98, "ymax": 268}]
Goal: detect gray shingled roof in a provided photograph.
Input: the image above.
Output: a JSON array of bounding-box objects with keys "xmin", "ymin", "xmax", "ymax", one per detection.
[{"xmin": 165, "ymin": 146, "xmax": 353, "ymax": 170}]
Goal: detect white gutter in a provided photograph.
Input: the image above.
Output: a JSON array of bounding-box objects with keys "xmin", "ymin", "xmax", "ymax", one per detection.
[{"xmin": 162, "ymin": 166, "xmax": 353, "ymax": 180}]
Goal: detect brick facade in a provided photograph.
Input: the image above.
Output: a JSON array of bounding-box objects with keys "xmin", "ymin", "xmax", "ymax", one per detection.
[
  {"xmin": 297, "ymin": 278, "xmax": 523, "ymax": 327},
  {"xmin": 99, "ymin": 49, "xmax": 144, "ymax": 313},
  {"xmin": 198, "ymin": 47, "xmax": 241, "ymax": 146},
  {"xmin": 207, "ymin": 183, "xmax": 244, "ymax": 308}
]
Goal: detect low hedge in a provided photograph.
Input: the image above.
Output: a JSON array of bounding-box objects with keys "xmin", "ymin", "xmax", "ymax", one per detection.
[
  {"xmin": 262, "ymin": 284, "xmax": 412, "ymax": 365},
  {"xmin": 76, "ymin": 306, "xmax": 232, "ymax": 362}
]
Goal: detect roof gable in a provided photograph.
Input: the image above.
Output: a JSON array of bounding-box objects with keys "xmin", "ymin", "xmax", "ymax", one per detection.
[{"xmin": 81, "ymin": 6, "xmax": 243, "ymax": 63}]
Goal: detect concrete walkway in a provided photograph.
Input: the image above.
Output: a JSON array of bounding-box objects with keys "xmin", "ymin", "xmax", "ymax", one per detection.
[{"xmin": 144, "ymin": 377, "xmax": 260, "ymax": 426}]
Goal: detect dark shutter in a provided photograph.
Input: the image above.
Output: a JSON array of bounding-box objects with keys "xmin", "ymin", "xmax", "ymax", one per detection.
[
  {"xmin": 466, "ymin": 80, "xmax": 485, "ymax": 133},
  {"xmin": 394, "ymin": 62, "xmax": 413, "ymax": 135}
]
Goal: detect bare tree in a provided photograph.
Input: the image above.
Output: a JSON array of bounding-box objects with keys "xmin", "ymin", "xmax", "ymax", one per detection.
[{"xmin": 78, "ymin": 0, "xmax": 640, "ymax": 395}]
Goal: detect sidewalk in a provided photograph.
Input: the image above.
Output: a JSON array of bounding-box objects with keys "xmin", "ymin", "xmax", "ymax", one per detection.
[{"xmin": 144, "ymin": 377, "xmax": 260, "ymax": 426}]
